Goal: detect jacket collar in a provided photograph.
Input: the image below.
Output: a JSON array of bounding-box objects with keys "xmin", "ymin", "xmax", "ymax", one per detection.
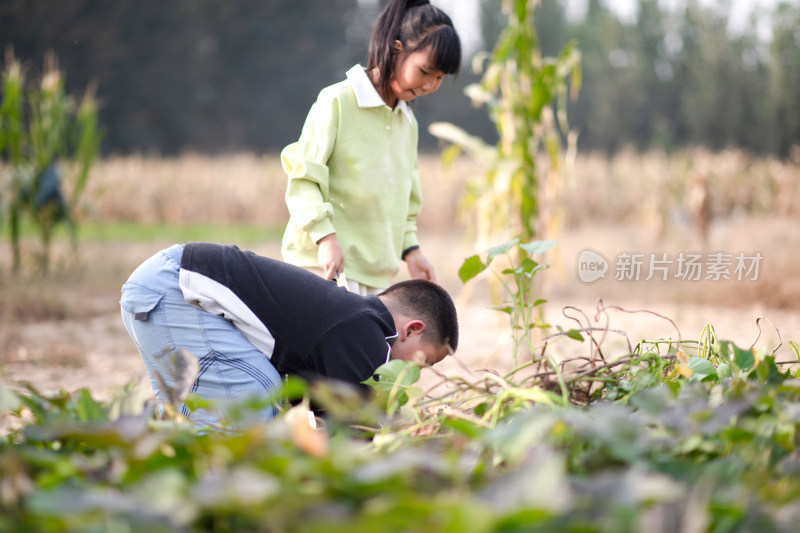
[{"xmin": 346, "ymin": 65, "xmax": 413, "ymax": 124}]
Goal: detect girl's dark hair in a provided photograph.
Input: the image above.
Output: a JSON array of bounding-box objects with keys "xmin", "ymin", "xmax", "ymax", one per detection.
[{"xmin": 367, "ymin": 0, "xmax": 461, "ymax": 102}]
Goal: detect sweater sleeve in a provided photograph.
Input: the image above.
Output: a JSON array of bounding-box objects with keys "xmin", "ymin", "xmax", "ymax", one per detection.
[
  {"xmin": 306, "ymin": 315, "xmax": 392, "ymax": 385},
  {"xmin": 402, "ymin": 155, "xmax": 422, "ymax": 252},
  {"xmin": 282, "ymin": 92, "xmax": 340, "ymax": 244}
]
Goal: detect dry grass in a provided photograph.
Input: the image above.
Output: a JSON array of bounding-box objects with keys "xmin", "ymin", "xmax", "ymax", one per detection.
[
  {"xmin": 71, "ymin": 148, "xmax": 800, "ymax": 235},
  {"xmin": 3, "ymin": 146, "xmax": 798, "ymax": 320},
  {"xmin": 75, "ymin": 152, "xmax": 472, "ymax": 232},
  {"xmin": 52, "ymin": 147, "xmax": 800, "ymax": 314},
  {"xmin": 559, "ymin": 146, "xmax": 800, "ymax": 229},
  {"xmin": 76, "ymin": 153, "xmax": 290, "ymax": 226}
]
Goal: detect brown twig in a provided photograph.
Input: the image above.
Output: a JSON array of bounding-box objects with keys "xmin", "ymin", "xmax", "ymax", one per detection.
[{"xmin": 752, "ymin": 317, "xmax": 782, "ymax": 356}]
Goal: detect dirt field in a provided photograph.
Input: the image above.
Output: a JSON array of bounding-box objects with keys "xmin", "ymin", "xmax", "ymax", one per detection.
[{"xmin": 1, "ymin": 215, "xmax": 798, "ymax": 401}]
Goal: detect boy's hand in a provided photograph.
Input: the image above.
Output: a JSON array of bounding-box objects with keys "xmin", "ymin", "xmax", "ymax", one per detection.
[
  {"xmin": 317, "ymin": 233, "xmax": 345, "ymax": 280},
  {"xmin": 405, "ymin": 248, "xmax": 437, "ymax": 283}
]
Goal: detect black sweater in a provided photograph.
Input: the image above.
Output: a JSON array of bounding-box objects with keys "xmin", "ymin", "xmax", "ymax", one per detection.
[{"xmin": 180, "ymin": 242, "xmax": 397, "ymax": 384}]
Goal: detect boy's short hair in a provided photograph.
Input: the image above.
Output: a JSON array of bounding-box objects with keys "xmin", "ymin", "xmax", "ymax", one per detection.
[{"xmin": 380, "ymin": 279, "xmax": 458, "ymax": 353}]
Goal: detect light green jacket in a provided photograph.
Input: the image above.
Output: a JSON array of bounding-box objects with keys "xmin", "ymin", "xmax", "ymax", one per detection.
[{"xmin": 281, "ymin": 65, "xmax": 421, "ymax": 289}]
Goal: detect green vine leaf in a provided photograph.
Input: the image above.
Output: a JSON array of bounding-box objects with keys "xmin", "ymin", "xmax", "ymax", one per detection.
[
  {"xmin": 459, "ymin": 254, "xmax": 487, "ymax": 283},
  {"xmin": 519, "ymin": 240, "xmax": 558, "ymax": 255}
]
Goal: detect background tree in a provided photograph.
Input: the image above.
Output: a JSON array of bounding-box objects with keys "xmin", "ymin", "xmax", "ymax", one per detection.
[
  {"xmin": 1, "ymin": 0, "xmax": 797, "ymax": 156},
  {"xmin": 767, "ymin": 2, "xmax": 800, "ymax": 157}
]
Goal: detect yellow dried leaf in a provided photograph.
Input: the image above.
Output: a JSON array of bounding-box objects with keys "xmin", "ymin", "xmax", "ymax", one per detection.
[
  {"xmin": 286, "ymin": 404, "xmax": 328, "ymax": 457},
  {"xmin": 676, "ymin": 351, "xmax": 694, "ymax": 378}
]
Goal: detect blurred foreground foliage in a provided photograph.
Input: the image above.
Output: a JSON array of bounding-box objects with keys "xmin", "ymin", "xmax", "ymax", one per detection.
[
  {"xmin": 2, "ymin": 335, "xmax": 800, "ymax": 532},
  {"xmin": 2, "ymin": 241, "xmax": 800, "ymax": 532}
]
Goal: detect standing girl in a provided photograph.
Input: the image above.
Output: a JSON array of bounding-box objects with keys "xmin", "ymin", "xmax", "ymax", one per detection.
[{"xmin": 280, "ymin": 0, "xmax": 461, "ymax": 294}]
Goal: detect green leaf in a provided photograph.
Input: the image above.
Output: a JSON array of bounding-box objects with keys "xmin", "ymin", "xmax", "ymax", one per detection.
[
  {"xmin": 363, "ymin": 360, "xmax": 422, "ymax": 414},
  {"xmin": 717, "ymin": 362, "xmax": 733, "ymax": 379},
  {"xmin": 278, "ymin": 376, "xmax": 309, "ymax": 402},
  {"xmin": 74, "ymin": 388, "xmax": 106, "ymax": 422},
  {"xmin": 440, "ymin": 143, "xmax": 462, "ymax": 167},
  {"xmin": 459, "ymin": 254, "xmax": 487, "ymax": 283},
  {"xmin": 488, "ymin": 305, "xmax": 514, "ymax": 315},
  {"xmin": 486, "ymin": 238, "xmax": 520, "ymax": 262},
  {"xmin": 565, "ymin": 329, "xmax": 584, "ymax": 342},
  {"xmin": 788, "ymin": 340, "xmax": 800, "ymax": 361},
  {"xmin": 755, "ymin": 356, "xmax": 786, "ymax": 385},
  {"xmin": 723, "ymin": 426, "xmax": 756, "ymax": 444},
  {"xmin": 530, "ymin": 66, "xmax": 556, "ymax": 119},
  {"xmin": 732, "ymin": 345, "xmax": 756, "ymax": 371},
  {"xmin": 687, "ymin": 357, "xmax": 717, "ymax": 382},
  {"xmin": 364, "ymin": 360, "xmax": 421, "ymax": 389},
  {"xmin": 473, "ymin": 402, "xmax": 490, "ymax": 417},
  {"xmin": 520, "ymin": 257, "xmax": 540, "ymax": 276},
  {"xmin": 182, "ymin": 393, "xmax": 214, "ymax": 413},
  {"xmin": 497, "ymin": 509, "xmax": 552, "ymax": 529},
  {"xmin": 443, "ymin": 417, "xmax": 485, "ymax": 438},
  {"xmin": 519, "ymin": 239, "xmax": 558, "ymax": 255},
  {"xmin": 629, "ymin": 387, "xmax": 670, "ymax": 415},
  {"xmin": 0, "ymin": 382, "xmax": 21, "ymax": 412}
]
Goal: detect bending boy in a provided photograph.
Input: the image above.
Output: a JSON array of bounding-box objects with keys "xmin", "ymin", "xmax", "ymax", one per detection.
[{"xmin": 120, "ymin": 242, "xmax": 458, "ymax": 427}]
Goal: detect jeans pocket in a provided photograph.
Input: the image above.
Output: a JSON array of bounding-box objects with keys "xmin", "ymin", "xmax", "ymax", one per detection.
[
  {"xmin": 120, "ymin": 282, "xmax": 165, "ymax": 319},
  {"xmin": 120, "ymin": 281, "xmax": 175, "ymax": 360}
]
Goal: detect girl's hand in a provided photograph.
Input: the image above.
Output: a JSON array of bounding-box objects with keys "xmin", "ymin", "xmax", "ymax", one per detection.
[
  {"xmin": 405, "ymin": 248, "xmax": 437, "ymax": 283},
  {"xmin": 317, "ymin": 234, "xmax": 345, "ymax": 280}
]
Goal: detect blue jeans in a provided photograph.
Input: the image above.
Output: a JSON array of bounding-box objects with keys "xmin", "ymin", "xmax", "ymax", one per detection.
[{"xmin": 120, "ymin": 244, "xmax": 280, "ymax": 428}]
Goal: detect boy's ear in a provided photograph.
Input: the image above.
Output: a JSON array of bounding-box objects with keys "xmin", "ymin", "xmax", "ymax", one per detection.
[
  {"xmin": 408, "ymin": 320, "xmax": 425, "ymax": 333},
  {"xmin": 393, "ymin": 40, "xmax": 404, "ymax": 53},
  {"xmin": 401, "ymin": 319, "xmax": 425, "ymax": 339}
]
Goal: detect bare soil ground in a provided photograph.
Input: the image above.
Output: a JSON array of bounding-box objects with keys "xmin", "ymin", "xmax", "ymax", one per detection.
[{"xmin": 1, "ymin": 214, "xmax": 798, "ymax": 400}]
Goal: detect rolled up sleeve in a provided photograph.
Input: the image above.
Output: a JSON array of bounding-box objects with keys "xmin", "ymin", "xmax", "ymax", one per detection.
[{"xmin": 282, "ymin": 96, "xmax": 340, "ymax": 243}]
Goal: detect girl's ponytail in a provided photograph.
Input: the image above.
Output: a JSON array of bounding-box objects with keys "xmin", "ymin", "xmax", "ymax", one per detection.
[{"xmin": 367, "ymin": 0, "xmax": 460, "ymax": 102}]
